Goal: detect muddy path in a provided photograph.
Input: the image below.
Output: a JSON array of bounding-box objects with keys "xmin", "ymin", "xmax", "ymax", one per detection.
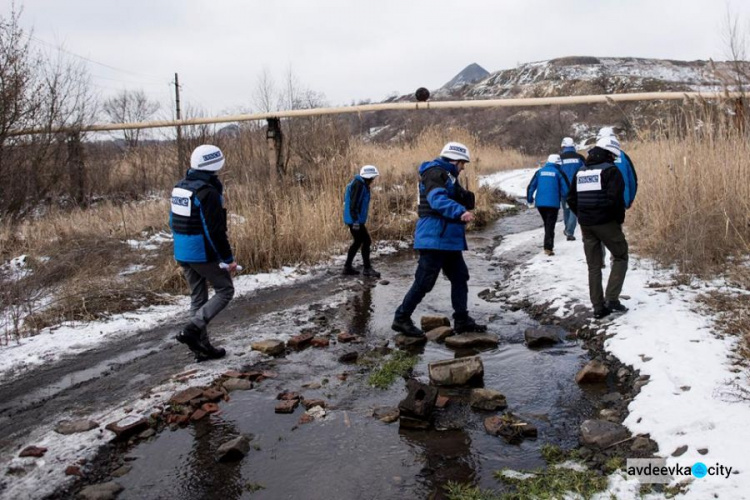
[{"xmin": 4, "ymin": 207, "xmax": 604, "ymax": 499}]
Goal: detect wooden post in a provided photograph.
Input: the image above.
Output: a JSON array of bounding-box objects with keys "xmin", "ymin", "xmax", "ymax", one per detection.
[
  {"xmin": 66, "ymin": 131, "xmax": 86, "ymax": 206},
  {"xmin": 266, "ymin": 118, "xmax": 284, "ymax": 181},
  {"xmin": 174, "ymin": 73, "xmax": 185, "ymax": 172}
]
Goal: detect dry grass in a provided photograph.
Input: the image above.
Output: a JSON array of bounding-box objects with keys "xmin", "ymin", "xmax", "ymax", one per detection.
[{"xmin": 0, "ymin": 127, "xmax": 514, "ymax": 341}]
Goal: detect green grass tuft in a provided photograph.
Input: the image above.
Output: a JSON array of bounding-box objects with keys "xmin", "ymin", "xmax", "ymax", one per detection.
[
  {"xmin": 495, "ymin": 466, "xmax": 607, "ymax": 500},
  {"xmin": 368, "ymin": 351, "xmax": 418, "ymax": 390},
  {"xmin": 444, "ymin": 482, "xmax": 501, "ymax": 500}
]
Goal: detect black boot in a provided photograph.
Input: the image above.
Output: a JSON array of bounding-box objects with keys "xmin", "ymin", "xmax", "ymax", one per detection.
[
  {"xmin": 198, "ymin": 328, "xmax": 226, "ymax": 360},
  {"xmin": 454, "ymin": 315, "xmax": 488, "ymax": 334},
  {"xmin": 391, "ymin": 316, "xmax": 424, "ymax": 337},
  {"xmin": 363, "ymin": 267, "xmax": 381, "ymax": 278},
  {"xmin": 605, "ymin": 300, "xmax": 628, "ymax": 313},
  {"xmin": 175, "ymin": 322, "xmax": 210, "ymax": 359},
  {"xmin": 342, "ymin": 265, "xmax": 360, "ymax": 276},
  {"xmin": 593, "ymin": 305, "xmax": 612, "ymax": 319}
]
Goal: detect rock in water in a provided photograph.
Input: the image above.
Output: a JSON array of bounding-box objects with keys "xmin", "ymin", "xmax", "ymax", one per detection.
[
  {"xmin": 55, "ymin": 419, "xmax": 99, "ymax": 435},
  {"xmin": 445, "ymin": 333, "xmax": 498, "ymax": 349},
  {"xmin": 420, "ymin": 315, "xmax": 451, "ymax": 332},
  {"xmin": 524, "ymin": 326, "xmax": 563, "ymax": 347},
  {"xmin": 78, "ymin": 482, "xmax": 123, "ymax": 500},
  {"xmin": 251, "ymin": 340, "xmax": 285, "ymax": 356},
  {"xmin": 470, "ymin": 388, "xmax": 508, "ymax": 411},
  {"xmin": 575, "ymin": 360, "xmax": 609, "ymax": 384},
  {"xmin": 425, "ymin": 326, "xmax": 454, "ymax": 343},
  {"xmin": 398, "ymin": 379, "xmax": 438, "ymax": 419},
  {"xmin": 287, "ymin": 332, "xmax": 315, "ymax": 349},
  {"xmin": 372, "ymin": 407, "xmax": 400, "ymax": 424},
  {"xmin": 223, "ymin": 378, "xmax": 253, "ymax": 391},
  {"xmin": 428, "ymin": 356, "xmax": 484, "ymax": 386},
  {"xmin": 580, "ymin": 419, "xmax": 629, "ymax": 448},
  {"xmin": 105, "ymin": 416, "xmax": 149, "ymax": 442},
  {"xmin": 395, "ymin": 334, "xmax": 427, "ymax": 348},
  {"xmin": 215, "ymin": 435, "xmax": 252, "ymax": 462}
]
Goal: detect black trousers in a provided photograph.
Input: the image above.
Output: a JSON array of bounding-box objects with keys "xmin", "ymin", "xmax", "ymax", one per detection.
[
  {"xmin": 538, "ymin": 207, "xmax": 559, "ymax": 251},
  {"xmin": 345, "ymin": 224, "xmax": 371, "ymax": 268},
  {"xmin": 395, "ymin": 250, "xmax": 469, "ymax": 320}
]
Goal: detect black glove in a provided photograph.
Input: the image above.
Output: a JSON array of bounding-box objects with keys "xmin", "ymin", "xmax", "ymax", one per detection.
[{"xmin": 352, "ymin": 223, "xmax": 361, "ymax": 231}]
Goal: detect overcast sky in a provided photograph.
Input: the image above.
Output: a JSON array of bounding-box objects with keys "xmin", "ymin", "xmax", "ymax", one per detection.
[{"xmin": 11, "ymin": 0, "xmax": 750, "ymax": 117}]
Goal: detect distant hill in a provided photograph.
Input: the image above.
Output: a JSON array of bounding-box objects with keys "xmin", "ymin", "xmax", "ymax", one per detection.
[
  {"xmin": 442, "ymin": 63, "xmax": 490, "ymax": 89},
  {"xmin": 369, "ymin": 56, "xmax": 750, "ymax": 154}
]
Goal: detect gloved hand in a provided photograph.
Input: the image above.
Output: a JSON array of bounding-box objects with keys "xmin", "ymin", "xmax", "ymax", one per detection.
[{"xmin": 352, "ymin": 223, "xmax": 361, "ymax": 231}]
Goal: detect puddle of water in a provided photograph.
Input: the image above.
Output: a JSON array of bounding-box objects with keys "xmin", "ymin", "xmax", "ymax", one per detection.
[{"xmin": 112, "ymin": 209, "xmax": 598, "ymax": 499}]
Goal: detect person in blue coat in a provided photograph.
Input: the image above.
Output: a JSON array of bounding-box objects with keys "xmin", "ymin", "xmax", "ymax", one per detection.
[
  {"xmin": 343, "ymin": 165, "xmax": 381, "ymax": 277},
  {"xmin": 560, "ymin": 137, "xmax": 586, "ymax": 240},
  {"xmin": 597, "ymin": 127, "xmax": 638, "ymax": 208},
  {"xmin": 527, "ymin": 154, "xmax": 569, "ymax": 255},
  {"xmin": 392, "ymin": 142, "xmax": 486, "ymax": 338}
]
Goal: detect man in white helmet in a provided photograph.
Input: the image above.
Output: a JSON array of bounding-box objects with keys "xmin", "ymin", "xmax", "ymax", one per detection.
[
  {"xmin": 596, "ymin": 127, "xmax": 638, "ymax": 208},
  {"xmin": 343, "ymin": 165, "xmax": 381, "ymax": 277},
  {"xmin": 567, "ymin": 136, "xmax": 629, "ymax": 319},
  {"xmin": 392, "ymin": 142, "xmax": 486, "ymax": 337},
  {"xmin": 170, "ymin": 145, "xmax": 237, "ymax": 361},
  {"xmin": 559, "ymin": 137, "xmax": 586, "ymax": 240}
]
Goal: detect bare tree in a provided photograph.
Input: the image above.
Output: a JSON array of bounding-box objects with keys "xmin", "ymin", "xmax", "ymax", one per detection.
[
  {"xmin": 722, "ymin": 5, "xmax": 749, "ymax": 94},
  {"xmin": 253, "ymin": 67, "xmax": 277, "ymax": 113},
  {"xmin": 102, "ymin": 89, "xmax": 160, "ymax": 148}
]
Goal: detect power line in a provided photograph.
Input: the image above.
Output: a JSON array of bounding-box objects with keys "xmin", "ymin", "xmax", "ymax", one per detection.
[{"xmin": 29, "ymin": 35, "xmax": 165, "ymax": 83}]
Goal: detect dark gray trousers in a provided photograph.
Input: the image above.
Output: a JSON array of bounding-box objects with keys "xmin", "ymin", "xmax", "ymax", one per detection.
[
  {"xmin": 581, "ymin": 222, "xmax": 628, "ymax": 308},
  {"xmin": 182, "ymin": 262, "xmax": 235, "ymax": 330}
]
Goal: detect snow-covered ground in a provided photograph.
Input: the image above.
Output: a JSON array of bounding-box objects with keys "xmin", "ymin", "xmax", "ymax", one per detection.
[
  {"xmin": 480, "ymin": 168, "xmax": 536, "ymax": 199},
  {"xmin": 487, "ymin": 170, "xmax": 750, "ymax": 499}
]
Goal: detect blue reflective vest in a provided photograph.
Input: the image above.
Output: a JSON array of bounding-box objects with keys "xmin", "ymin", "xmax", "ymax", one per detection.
[
  {"xmin": 527, "ymin": 162, "xmax": 569, "ymax": 208},
  {"xmin": 615, "ymin": 151, "xmax": 638, "ymax": 208},
  {"xmin": 343, "ymin": 175, "xmax": 371, "ymax": 225}
]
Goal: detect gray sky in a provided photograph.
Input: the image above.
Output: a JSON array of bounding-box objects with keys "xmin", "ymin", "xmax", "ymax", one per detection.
[{"xmin": 13, "ymin": 0, "xmax": 750, "ymax": 117}]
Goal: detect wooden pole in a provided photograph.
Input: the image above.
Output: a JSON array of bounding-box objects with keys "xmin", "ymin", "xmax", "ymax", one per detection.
[
  {"xmin": 266, "ymin": 118, "xmax": 284, "ymax": 181},
  {"xmin": 174, "ymin": 72, "xmax": 185, "ymax": 172},
  {"xmin": 7, "ymin": 91, "xmax": 744, "ymax": 136}
]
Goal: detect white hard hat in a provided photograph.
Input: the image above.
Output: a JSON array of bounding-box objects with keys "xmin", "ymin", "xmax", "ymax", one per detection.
[
  {"xmin": 359, "ymin": 165, "xmax": 380, "ymax": 179},
  {"xmin": 596, "ymin": 136, "xmax": 622, "ymax": 157},
  {"xmin": 561, "ymin": 137, "xmax": 575, "ymax": 148},
  {"xmin": 191, "ymin": 145, "xmax": 225, "ymax": 172},
  {"xmin": 440, "ymin": 142, "xmax": 471, "ymax": 162},
  {"xmin": 596, "ymin": 127, "xmax": 616, "ymax": 140},
  {"xmin": 547, "ymin": 154, "xmax": 562, "ymax": 165}
]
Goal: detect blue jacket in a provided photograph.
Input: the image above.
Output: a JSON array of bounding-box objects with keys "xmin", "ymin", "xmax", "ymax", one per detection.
[
  {"xmin": 343, "ymin": 175, "xmax": 371, "ymax": 225},
  {"xmin": 527, "ymin": 162, "xmax": 569, "ymax": 208},
  {"xmin": 560, "ymin": 147, "xmax": 585, "ymax": 185},
  {"xmin": 414, "ymin": 158, "xmax": 473, "ymax": 251},
  {"xmin": 170, "ymin": 170, "xmax": 234, "ymax": 264},
  {"xmin": 615, "ymin": 151, "xmax": 638, "ymax": 208}
]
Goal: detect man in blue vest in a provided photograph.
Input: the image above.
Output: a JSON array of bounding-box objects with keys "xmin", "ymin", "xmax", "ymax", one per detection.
[
  {"xmin": 343, "ymin": 165, "xmax": 381, "ymax": 277},
  {"xmin": 567, "ymin": 136, "xmax": 629, "ymax": 319},
  {"xmin": 559, "ymin": 137, "xmax": 586, "ymax": 240},
  {"xmin": 527, "ymin": 154, "xmax": 569, "ymax": 256},
  {"xmin": 170, "ymin": 145, "xmax": 237, "ymax": 361},
  {"xmin": 392, "ymin": 142, "xmax": 486, "ymax": 338}
]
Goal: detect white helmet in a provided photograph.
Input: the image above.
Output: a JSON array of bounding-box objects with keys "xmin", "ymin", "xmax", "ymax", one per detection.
[
  {"xmin": 561, "ymin": 137, "xmax": 575, "ymax": 148},
  {"xmin": 596, "ymin": 127, "xmax": 616, "ymax": 140},
  {"xmin": 596, "ymin": 136, "xmax": 622, "ymax": 157},
  {"xmin": 547, "ymin": 154, "xmax": 562, "ymax": 165},
  {"xmin": 440, "ymin": 142, "xmax": 471, "ymax": 162},
  {"xmin": 359, "ymin": 165, "xmax": 380, "ymax": 179},
  {"xmin": 191, "ymin": 145, "xmax": 225, "ymax": 172}
]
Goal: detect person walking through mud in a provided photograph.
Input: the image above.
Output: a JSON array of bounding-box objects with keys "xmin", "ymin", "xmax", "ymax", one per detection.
[
  {"xmin": 526, "ymin": 154, "xmax": 569, "ymax": 256},
  {"xmin": 567, "ymin": 136, "xmax": 629, "ymax": 319},
  {"xmin": 391, "ymin": 142, "xmax": 487, "ymax": 338},
  {"xmin": 559, "ymin": 137, "xmax": 586, "ymax": 240},
  {"xmin": 170, "ymin": 145, "xmax": 237, "ymax": 361},
  {"xmin": 342, "ymin": 165, "xmax": 381, "ymax": 277}
]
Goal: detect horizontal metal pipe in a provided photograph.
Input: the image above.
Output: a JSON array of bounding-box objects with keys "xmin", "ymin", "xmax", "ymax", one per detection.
[{"xmin": 6, "ymin": 91, "xmax": 741, "ymax": 136}]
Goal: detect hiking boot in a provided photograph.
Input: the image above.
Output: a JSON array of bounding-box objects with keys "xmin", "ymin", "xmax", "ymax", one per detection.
[
  {"xmin": 198, "ymin": 329, "xmax": 227, "ymax": 360},
  {"xmin": 391, "ymin": 316, "xmax": 424, "ymax": 337},
  {"xmin": 544, "ymin": 249, "xmax": 555, "ymax": 256},
  {"xmin": 175, "ymin": 322, "xmax": 210, "ymax": 358},
  {"xmin": 605, "ymin": 300, "xmax": 629, "ymax": 313},
  {"xmin": 566, "ymin": 235, "xmax": 576, "ymax": 241},
  {"xmin": 362, "ymin": 267, "xmax": 381, "ymax": 278},
  {"xmin": 342, "ymin": 265, "xmax": 360, "ymax": 276},
  {"xmin": 593, "ymin": 306, "xmax": 612, "ymax": 319},
  {"xmin": 454, "ymin": 315, "xmax": 488, "ymax": 334}
]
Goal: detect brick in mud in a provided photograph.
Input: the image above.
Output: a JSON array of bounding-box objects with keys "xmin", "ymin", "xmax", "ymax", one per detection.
[
  {"xmin": 310, "ymin": 337, "xmax": 330, "ymax": 348},
  {"xmin": 302, "ymin": 399, "xmax": 327, "ymax": 410},
  {"xmin": 398, "ymin": 379, "xmax": 438, "ymax": 419},
  {"xmin": 169, "ymin": 387, "xmax": 204, "ymax": 405},
  {"xmin": 105, "ymin": 415, "xmax": 150, "ymax": 441},
  {"xmin": 288, "ymin": 332, "xmax": 315, "ymax": 349},
  {"xmin": 19, "ymin": 446, "xmax": 47, "ymax": 458},
  {"xmin": 275, "ymin": 400, "xmax": 299, "ymax": 413},
  {"xmin": 201, "ymin": 403, "xmax": 220, "ymax": 413},
  {"xmin": 277, "ymin": 391, "xmax": 301, "ymax": 401},
  {"xmin": 65, "ymin": 465, "xmax": 83, "ymax": 477},
  {"xmin": 191, "ymin": 409, "xmax": 207, "ymax": 421},
  {"xmin": 337, "ymin": 332, "xmax": 358, "ymax": 343},
  {"xmin": 203, "ymin": 388, "xmax": 224, "ymax": 401}
]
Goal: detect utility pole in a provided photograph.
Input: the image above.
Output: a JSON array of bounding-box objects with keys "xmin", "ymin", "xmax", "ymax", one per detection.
[{"xmin": 174, "ymin": 72, "xmax": 185, "ymax": 171}]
